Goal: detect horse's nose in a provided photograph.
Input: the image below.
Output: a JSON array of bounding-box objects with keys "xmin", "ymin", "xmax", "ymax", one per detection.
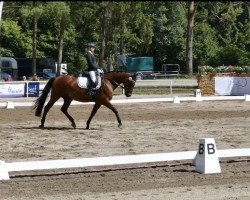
[{"xmin": 126, "ymin": 93, "xmax": 132, "ymax": 97}]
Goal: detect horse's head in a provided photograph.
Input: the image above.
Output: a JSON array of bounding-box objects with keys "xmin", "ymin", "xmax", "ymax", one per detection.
[
  {"xmin": 123, "ymin": 75, "xmax": 136, "ymax": 97},
  {"xmin": 104, "ymin": 71, "xmax": 136, "ymax": 97}
]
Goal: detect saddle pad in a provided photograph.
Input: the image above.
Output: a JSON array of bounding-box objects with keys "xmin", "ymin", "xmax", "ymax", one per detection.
[
  {"xmin": 77, "ymin": 76, "xmax": 102, "ymax": 89},
  {"xmin": 77, "ymin": 77, "xmax": 88, "ymax": 89}
]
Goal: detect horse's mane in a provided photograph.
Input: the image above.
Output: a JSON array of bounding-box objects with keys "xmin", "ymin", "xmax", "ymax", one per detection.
[
  {"xmin": 104, "ymin": 70, "xmax": 129, "ymax": 74},
  {"xmin": 104, "ymin": 70, "xmax": 138, "ymax": 82}
]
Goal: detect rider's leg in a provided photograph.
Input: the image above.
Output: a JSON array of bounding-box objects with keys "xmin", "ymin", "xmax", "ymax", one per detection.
[
  {"xmin": 89, "ymin": 71, "xmax": 96, "ymax": 88},
  {"xmin": 86, "ymin": 71, "xmax": 96, "ymax": 97}
]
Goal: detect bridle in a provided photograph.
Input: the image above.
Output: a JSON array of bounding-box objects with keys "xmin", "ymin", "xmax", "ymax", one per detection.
[
  {"xmin": 106, "ymin": 78, "xmax": 125, "ymax": 89},
  {"xmin": 106, "ymin": 77, "xmax": 135, "ymax": 93}
]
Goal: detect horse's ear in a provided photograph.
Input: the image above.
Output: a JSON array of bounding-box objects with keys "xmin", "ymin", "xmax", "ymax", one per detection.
[
  {"xmin": 131, "ymin": 73, "xmax": 138, "ymax": 81},
  {"xmin": 130, "ymin": 76, "xmax": 137, "ymax": 82}
]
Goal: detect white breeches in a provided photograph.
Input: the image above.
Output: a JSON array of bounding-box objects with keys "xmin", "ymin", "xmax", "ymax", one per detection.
[{"xmin": 89, "ymin": 71, "xmax": 96, "ymax": 83}]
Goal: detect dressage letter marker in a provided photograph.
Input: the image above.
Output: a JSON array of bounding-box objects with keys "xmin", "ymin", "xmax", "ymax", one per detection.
[
  {"xmin": 245, "ymin": 94, "xmax": 250, "ymax": 102},
  {"xmin": 6, "ymin": 101, "xmax": 14, "ymax": 109},
  {"xmin": 194, "ymin": 89, "xmax": 202, "ymax": 102},
  {"xmin": 194, "ymin": 138, "xmax": 221, "ymax": 174},
  {"xmin": 0, "ymin": 161, "xmax": 9, "ymax": 180},
  {"xmin": 173, "ymin": 96, "xmax": 180, "ymax": 103}
]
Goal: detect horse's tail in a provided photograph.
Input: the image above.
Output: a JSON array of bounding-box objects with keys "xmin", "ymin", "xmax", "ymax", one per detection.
[{"xmin": 33, "ymin": 77, "xmax": 56, "ymax": 117}]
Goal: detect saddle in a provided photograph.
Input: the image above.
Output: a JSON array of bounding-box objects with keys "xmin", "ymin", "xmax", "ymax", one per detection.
[{"xmin": 77, "ymin": 71, "xmax": 102, "ymax": 90}]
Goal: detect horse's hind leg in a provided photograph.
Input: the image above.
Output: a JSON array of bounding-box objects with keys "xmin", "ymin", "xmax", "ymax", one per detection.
[
  {"xmin": 40, "ymin": 96, "xmax": 60, "ymax": 128},
  {"xmin": 61, "ymin": 97, "xmax": 76, "ymax": 128},
  {"xmin": 86, "ymin": 103, "xmax": 101, "ymax": 129}
]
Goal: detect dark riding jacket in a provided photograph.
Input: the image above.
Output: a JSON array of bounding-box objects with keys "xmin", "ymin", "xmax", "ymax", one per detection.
[{"xmin": 85, "ymin": 51, "xmax": 100, "ymax": 71}]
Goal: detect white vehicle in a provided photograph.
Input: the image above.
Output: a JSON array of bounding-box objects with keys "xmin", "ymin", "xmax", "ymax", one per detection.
[{"xmin": 55, "ymin": 63, "xmax": 68, "ymax": 75}]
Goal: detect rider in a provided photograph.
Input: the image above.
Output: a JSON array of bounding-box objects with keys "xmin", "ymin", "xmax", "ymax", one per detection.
[{"xmin": 84, "ymin": 42, "xmax": 102, "ymax": 97}]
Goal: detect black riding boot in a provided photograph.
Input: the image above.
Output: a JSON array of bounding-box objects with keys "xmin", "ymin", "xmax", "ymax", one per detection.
[{"xmin": 86, "ymin": 79, "xmax": 96, "ymax": 98}]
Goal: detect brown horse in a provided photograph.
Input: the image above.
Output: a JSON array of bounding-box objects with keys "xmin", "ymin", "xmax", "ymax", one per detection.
[{"xmin": 33, "ymin": 71, "xmax": 136, "ymax": 129}]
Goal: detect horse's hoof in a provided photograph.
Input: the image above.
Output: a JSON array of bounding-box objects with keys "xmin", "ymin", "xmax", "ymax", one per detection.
[
  {"xmin": 118, "ymin": 123, "xmax": 122, "ymax": 129},
  {"xmin": 39, "ymin": 125, "xmax": 44, "ymax": 129},
  {"xmin": 85, "ymin": 126, "xmax": 90, "ymax": 130},
  {"xmin": 71, "ymin": 123, "xmax": 76, "ymax": 129}
]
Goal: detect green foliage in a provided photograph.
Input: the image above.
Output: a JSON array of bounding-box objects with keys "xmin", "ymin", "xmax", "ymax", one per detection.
[
  {"xmin": 243, "ymin": 66, "xmax": 250, "ymax": 73},
  {"xmin": 1, "ymin": 19, "xmax": 32, "ymax": 57},
  {"xmin": 197, "ymin": 65, "xmax": 250, "ymax": 75},
  {"xmin": 193, "ymin": 23, "xmax": 220, "ymax": 65},
  {"xmin": 0, "ymin": 48, "xmax": 14, "ymax": 57},
  {"xmin": 1, "ymin": 19, "xmax": 22, "ymax": 50},
  {"xmin": 149, "ymin": 2, "xmax": 187, "ymax": 69},
  {"xmin": 233, "ymin": 66, "xmax": 249, "ymax": 73},
  {"xmin": 21, "ymin": 3, "xmax": 44, "ymax": 19},
  {"xmin": 197, "ymin": 65, "xmax": 219, "ymax": 75},
  {"xmin": 126, "ymin": 2, "xmax": 154, "ymax": 55},
  {"xmin": 1, "ymin": 1, "xmax": 250, "ymax": 74},
  {"xmin": 209, "ymin": 44, "xmax": 250, "ymax": 66}
]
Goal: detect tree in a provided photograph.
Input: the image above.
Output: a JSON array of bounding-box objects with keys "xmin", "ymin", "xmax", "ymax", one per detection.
[
  {"xmin": 39, "ymin": 2, "xmax": 70, "ymax": 76},
  {"xmin": 2, "ymin": 1, "xmax": 249, "ymax": 75},
  {"xmin": 148, "ymin": 2, "xmax": 187, "ymax": 70},
  {"xmin": 109, "ymin": 2, "xmax": 153, "ymax": 60},
  {"xmin": 68, "ymin": 2, "xmax": 99, "ymax": 72},
  {"xmin": 0, "ymin": 19, "xmax": 21, "ymax": 56},
  {"xmin": 0, "ymin": 1, "xmax": 4, "ymax": 55},
  {"xmin": 97, "ymin": 1, "xmax": 113, "ymax": 67},
  {"xmin": 21, "ymin": 1, "xmax": 45, "ymax": 75},
  {"xmin": 56, "ymin": 3, "xmax": 70, "ymax": 76},
  {"xmin": 193, "ymin": 23, "xmax": 219, "ymax": 67},
  {"xmin": 0, "ymin": 2, "xmax": 34, "ymax": 57},
  {"xmin": 186, "ymin": 1, "xmax": 199, "ymax": 75},
  {"xmin": 127, "ymin": 2, "xmax": 153, "ymax": 55},
  {"xmin": 204, "ymin": 1, "xmax": 250, "ymax": 66},
  {"xmin": 57, "ymin": 14, "xmax": 66, "ymax": 76}
]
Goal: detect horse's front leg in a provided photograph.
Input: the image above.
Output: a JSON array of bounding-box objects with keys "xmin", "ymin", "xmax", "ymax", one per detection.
[
  {"xmin": 102, "ymin": 100, "xmax": 122, "ymax": 128},
  {"xmin": 86, "ymin": 103, "xmax": 101, "ymax": 129}
]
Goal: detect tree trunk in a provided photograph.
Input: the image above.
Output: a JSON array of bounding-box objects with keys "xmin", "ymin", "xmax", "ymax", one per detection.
[
  {"xmin": 0, "ymin": 1, "xmax": 4, "ymax": 56},
  {"xmin": 119, "ymin": 21, "xmax": 126, "ymax": 55},
  {"xmin": 57, "ymin": 15, "xmax": 65, "ymax": 77},
  {"xmin": 186, "ymin": 1, "xmax": 198, "ymax": 76},
  {"xmin": 99, "ymin": 14, "xmax": 106, "ymax": 68},
  {"xmin": 32, "ymin": 2, "xmax": 37, "ymax": 76},
  {"xmin": 99, "ymin": 2, "xmax": 113, "ymax": 67}
]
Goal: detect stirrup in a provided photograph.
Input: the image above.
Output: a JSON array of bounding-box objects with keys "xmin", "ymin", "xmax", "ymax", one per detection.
[
  {"xmin": 86, "ymin": 90, "xmax": 96, "ymax": 101},
  {"xmin": 86, "ymin": 90, "xmax": 93, "ymax": 96},
  {"xmin": 86, "ymin": 90, "xmax": 93, "ymax": 97}
]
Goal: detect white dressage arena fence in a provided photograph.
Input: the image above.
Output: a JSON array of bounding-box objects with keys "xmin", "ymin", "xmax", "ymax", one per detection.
[
  {"xmin": 1, "ymin": 94, "xmax": 250, "ymax": 109},
  {"xmin": 1, "ymin": 138, "xmax": 250, "ymax": 180},
  {"xmin": 0, "ymin": 95, "xmax": 249, "ymax": 180}
]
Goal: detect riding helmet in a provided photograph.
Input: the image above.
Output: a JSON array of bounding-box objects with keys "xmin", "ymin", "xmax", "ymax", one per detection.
[{"xmin": 86, "ymin": 43, "xmax": 95, "ymax": 48}]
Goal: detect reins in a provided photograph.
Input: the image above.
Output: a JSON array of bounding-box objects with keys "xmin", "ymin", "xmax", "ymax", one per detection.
[{"xmin": 105, "ymin": 77, "xmax": 125, "ymax": 89}]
